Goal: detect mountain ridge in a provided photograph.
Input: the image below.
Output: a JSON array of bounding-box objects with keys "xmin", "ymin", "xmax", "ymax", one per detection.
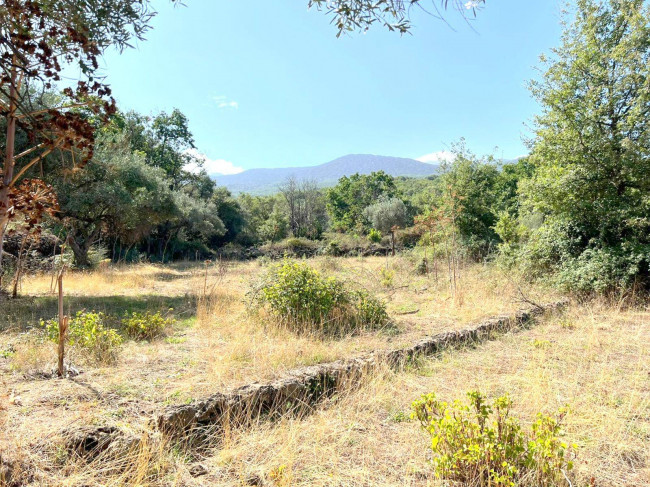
[{"xmin": 215, "ymin": 154, "xmax": 440, "ymax": 195}]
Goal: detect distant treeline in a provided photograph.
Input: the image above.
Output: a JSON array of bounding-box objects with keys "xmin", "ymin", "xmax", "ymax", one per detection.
[{"xmin": 3, "ymin": 0, "xmax": 650, "ymax": 297}]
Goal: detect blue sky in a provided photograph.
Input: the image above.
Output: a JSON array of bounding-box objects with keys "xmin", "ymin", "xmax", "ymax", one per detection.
[{"xmin": 97, "ymin": 0, "xmax": 564, "ymax": 175}]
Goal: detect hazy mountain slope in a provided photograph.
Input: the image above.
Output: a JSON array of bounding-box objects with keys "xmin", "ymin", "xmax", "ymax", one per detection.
[{"xmin": 216, "ymin": 154, "xmax": 439, "ymax": 194}]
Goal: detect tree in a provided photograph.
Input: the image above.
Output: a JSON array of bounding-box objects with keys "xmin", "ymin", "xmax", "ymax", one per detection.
[
  {"xmin": 363, "ymin": 196, "xmax": 408, "ymax": 255},
  {"xmin": 308, "ymin": 0, "xmax": 485, "ymax": 37},
  {"xmin": 278, "ymin": 177, "xmax": 328, "ymax": 239},
  {"xmin": 123, "ymin": 109, "xmax": 196, "ymax": 188},
  {"xmin": 0, "ymin": 0, "xmax": 161, "ymax": 287},
  {"xmin": 327, "ymin": 171, "xmax": 399, "ymax": 232},
  {"xmin": 211, "ymin": 187, "xmax": 247, "ymax": 247},
  {"xmin": 52, "ymin": 132, "xmax": 174, "ymax": 267},
  {"xmin": 436, "ymin": 143, "xmax": 501, "ymax": 258},
  {"xmin": 520, "ymin": 0, "xmax": 650, "ymax": 292}
]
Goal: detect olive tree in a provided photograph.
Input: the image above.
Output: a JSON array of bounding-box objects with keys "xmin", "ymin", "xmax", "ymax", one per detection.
[
  {"xmin": 363, "ymin": 197, "xmax": 408, "ymax": 255},
  {"xmin": 0, "ymin": 0, "xmax": 164, "ymax": 287}
]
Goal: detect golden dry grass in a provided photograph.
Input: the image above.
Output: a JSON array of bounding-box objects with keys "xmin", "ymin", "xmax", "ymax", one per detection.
[
  {"xmin": 3, "ymin": 256, "xmax": 643, "ymax": 486},
  {"xmin": 201, "ymin": 302, "xmax": 649, "ymax": 487}
]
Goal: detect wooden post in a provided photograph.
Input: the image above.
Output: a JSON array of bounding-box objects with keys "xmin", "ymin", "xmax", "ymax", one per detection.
[{"xmin": 57, "ymin": 268, "xmax": 68, "ymax": 377}]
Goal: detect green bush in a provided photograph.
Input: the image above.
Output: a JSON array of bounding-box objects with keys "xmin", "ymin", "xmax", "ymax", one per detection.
[
  {"xmin": 379, "ymin": 267, "xmax": 394, "ymax": 287},
  {"xmin": 121, "ymin": 311, "xmax": 173, "ymax": 340},
  {"xmin": 416, "ymin": 257, "xmax": 428, "ymax": 275},
  {"xmin": 368, "ymin": 228, "xmax": 382, "ymax": 243},
  {"xmin": 259, "ymin": 237, "xmax": 319, "ymax": 258},
  {"xmin": 253, "ymin": 260, "xmax": 389, "ymax": 335},
  {"xmin": 323, "ymin": 240, "xmax": 342, "ymax": 256},
  {"xmin": 412, "ymin": 391, "xmax": 575, "ymax": 487},
  {"xmin": 513, "ymin": 219, "xmax": 650, "ymax": 294},
  {"xmin": 42, "ymin": 311, "xmax": 123, "ymax": 364}
]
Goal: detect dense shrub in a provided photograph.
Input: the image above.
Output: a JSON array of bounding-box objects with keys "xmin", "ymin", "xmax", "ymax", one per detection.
[
  {"xmin": 397, "ymin": 226, "xmax": 421, "ymax": 249},
  {"xmin": 259, "ymin": 237, "xmax": 320, "ymax": 259},
  {"xmin": 43, "ymin": 311, "xmax": 123, "ymax": 364},
  {"xmin": 121, "ymin": 311, "xmax": 173, "ymax": 340},
  {"xmin": 513, "ymin": 219, "xmax": 650, "ymax": 294},
  {"xmin": 412, "ymin": 391, "xmax": 575, "ymax": 487},
  {"xmin": 218, "ymin": 242, "xmax": 248, "ymax": 260},
  {"xmin": 252, "ymin": 260, "xmax": 389, "ymax": 335},
  {"xmin": 368, "ymin": 229, "xmax": 382, "ymax": 243},
  {"xmin": 323, "ymin": 240, "xmax": 342, "ymax": 256}
]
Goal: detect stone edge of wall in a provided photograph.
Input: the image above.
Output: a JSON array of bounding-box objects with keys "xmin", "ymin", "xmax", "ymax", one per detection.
[{"xmin": 155, "ymin": 300, "xmax": 568, "ymax": 437}]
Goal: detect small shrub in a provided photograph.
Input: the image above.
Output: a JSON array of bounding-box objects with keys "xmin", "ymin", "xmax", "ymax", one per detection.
[
  {"xmin": 121, "ymin": 311, "xmax": 173, "ymax": 340},
  {"xmin": 252, "ymin": 259, "xmax": 389, "ymax": 335},
  {"xmin": 259, "ymin": 237, "xmax": 319, "ymax": 259},
  {"xmin": 397, "ymin": 226, "xmax": 422, "ymax": 249},
  {"xmin": 323, "ymin": 240, "xmax": 342, "ymax": 256},
  {"xmin": 42, "ymin": 311, "xmax": 123, "ymax": 364},
  {"xmin": 412, "ymin": 391, "xmax": 575, "ymax": 487},
  {"xmin": 352, "ymin": 288, "xmax": 390, "ymax": 328},
  {"xmin": 380, "ymin": 267, "xmax": 394, "ymax": 287},
  {"xmin": 416, "ymin": 258, "xmax": 428, "ymax": 275},
  {"xmin": 368, "ymin": 228, "xmax": 382, "ymax": 243}
]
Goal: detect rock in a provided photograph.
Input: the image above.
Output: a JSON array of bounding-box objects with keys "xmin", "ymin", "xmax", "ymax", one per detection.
[
  {"xmin": 0, "ymin": 451, "xmax": 30, "ymax": 487},
  {"xmin": 245, "ymin": 473, "xmax": 264, "ymax": 485},
  {"xmin": 189, "ymin": 463, "xmax": 208, "ymax": 477},
  {"xmin": 64, "ymin": 425, "xmax": 137, "ymax": 456}
]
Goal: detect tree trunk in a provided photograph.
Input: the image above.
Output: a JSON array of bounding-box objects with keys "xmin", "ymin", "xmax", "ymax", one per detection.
[
  {"xmin": 67, "ymin": 234, "xmax": 91, "ymax": 268},
  {"xmin": 391, "ymin": 231, "xmax": 395, "ymax": 256},
  {"xmin": 0, "ymin": 63, "xmax": 18, "ymax": 291}
]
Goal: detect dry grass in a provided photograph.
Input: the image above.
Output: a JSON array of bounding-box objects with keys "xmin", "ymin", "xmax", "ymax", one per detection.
[
  {"xmin": 8, "ymin": 256, "xmax": 632, "ymax": 487},
  {"xmin": 4, "ymin": 300, "xmax": 646, "ymax": 486},
  {"xmin": 200, "ymin": 302, "xmax": 649, "ymax": 486}
]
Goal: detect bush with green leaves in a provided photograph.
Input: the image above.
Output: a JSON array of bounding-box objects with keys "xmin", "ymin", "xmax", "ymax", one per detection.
[
  {"xmin": 368, "ymin": 228, "xmax": 382, "ymax": 243},
  {"xmin": 121, "ymin": 311, "xmax": 174, "ymax": 340},
  {"xmin": 253, "ymin": 259, "xmax": 389, "ymax": 335},
  {"xmin": 42, "ymin": 311, "xmax": 123, "ymax": 364},
  {"xmin": 516, "ymin": 0, "xmax": 650, "ymax": 294},
  {"xmin": 412, "ymin": 391, "xmax": 575, "ymax": 487}
]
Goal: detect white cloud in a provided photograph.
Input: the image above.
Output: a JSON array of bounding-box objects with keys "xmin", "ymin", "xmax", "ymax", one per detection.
[
  {"xmin": 416, "ymin": 150, "xmax": 455, "ymax": 164},
  {"xmin": 213, "ymin": 95, "xmax": 239, "ymax": 110},
  {"xmin": 184, "ymin": 148, "xmax": 244, "ymax": 176}
]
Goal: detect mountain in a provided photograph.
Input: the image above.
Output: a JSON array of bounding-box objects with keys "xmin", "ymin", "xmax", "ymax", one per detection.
[{"xmin": 215, "ymin": 154, "xmax": 440, "ymax": 195}]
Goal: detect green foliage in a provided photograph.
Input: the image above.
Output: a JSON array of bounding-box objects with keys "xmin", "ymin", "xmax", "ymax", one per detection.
[
  {"xmin": 308, "ymin": 0, "xmax": 484, "ymax": 37},
  {"xmin": 520, "ymin": 0, "xmax": 650, "ymax": 293},
  {"xmin": 42, "ymin": 312, "xmax": 123, "ymax": 364},
  {"xmin": 363, "ymin": 197, "xmax": 408, "ymax": 235},
  {"xmin": 237, "ymin": 193, "xmax": 288, "ymax": 245},
  {"xmin": 412, "ymin": 391, "xmax": 575, "ymax": 487},
  {"xmin": 437, "ymin": 142, "xmax": 502, "ymax": 258},
  {"xmin": 253, "ymin": 260, "xmax": 389, "ymax": 335},
  {"xmin": 416, "ymin": 258, "xmax": 428, "ymax": 275},
  {"xmin": 379, "ymin": 267, "xmax": 394, "ymax": 287},
  {"xmin": 52, "ymin": 132, "xmax": 177, "ymax": 267},
  {"xmin": 259, "ymin": 237, "xmax": 320, "ymax": 258},
  {"xmin": 121, "ymin": 311, "xmax": 174, "ymax": 340},
  {"xmin": 327, "ymin": 171, "xmax": 399, "ymax": 232},
  {"xmin": 324, "ymin": 240, "xmax": 342, "ymax": 256},
  {"xmin": 367, "ymin": 228, "xmax": 382, "ymax": 243}
]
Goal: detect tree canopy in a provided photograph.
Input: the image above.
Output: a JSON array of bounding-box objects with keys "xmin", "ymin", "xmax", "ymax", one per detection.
[{"xmin": 520, "ymin": 0, "xmax": 650, "ymax": 292}]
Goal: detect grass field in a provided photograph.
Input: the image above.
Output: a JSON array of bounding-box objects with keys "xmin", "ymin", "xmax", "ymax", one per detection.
[{"xmin": 0, "ymin": 256, "xmax": 648, "ymax": 486}]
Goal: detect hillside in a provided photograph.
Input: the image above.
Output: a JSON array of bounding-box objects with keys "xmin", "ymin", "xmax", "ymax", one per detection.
[{"xmin": 215, "ymin": 154, "xmax": 439, "ymax": 194}]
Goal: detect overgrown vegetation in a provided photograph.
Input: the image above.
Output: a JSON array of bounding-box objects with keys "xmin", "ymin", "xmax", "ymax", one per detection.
[
  {"xmin": 252, "ymin": 260, "xmax": 390, "ymax": 335},
  {"xmin": 412, "ymin": 391, "xmax": 575, "ymax": 486},
  {"xmin": 43, "ymin": 311, "xmax": 123, "ymax": 365},
  {"xmin": 122, "ymin": 311, "xmax": 174, "ymax": 340}
]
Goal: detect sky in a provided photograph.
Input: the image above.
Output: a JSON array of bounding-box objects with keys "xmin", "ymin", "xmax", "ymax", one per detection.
[{"xmin": 93, "ymin": 0, "xmax": 565, "ymax": 175}]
